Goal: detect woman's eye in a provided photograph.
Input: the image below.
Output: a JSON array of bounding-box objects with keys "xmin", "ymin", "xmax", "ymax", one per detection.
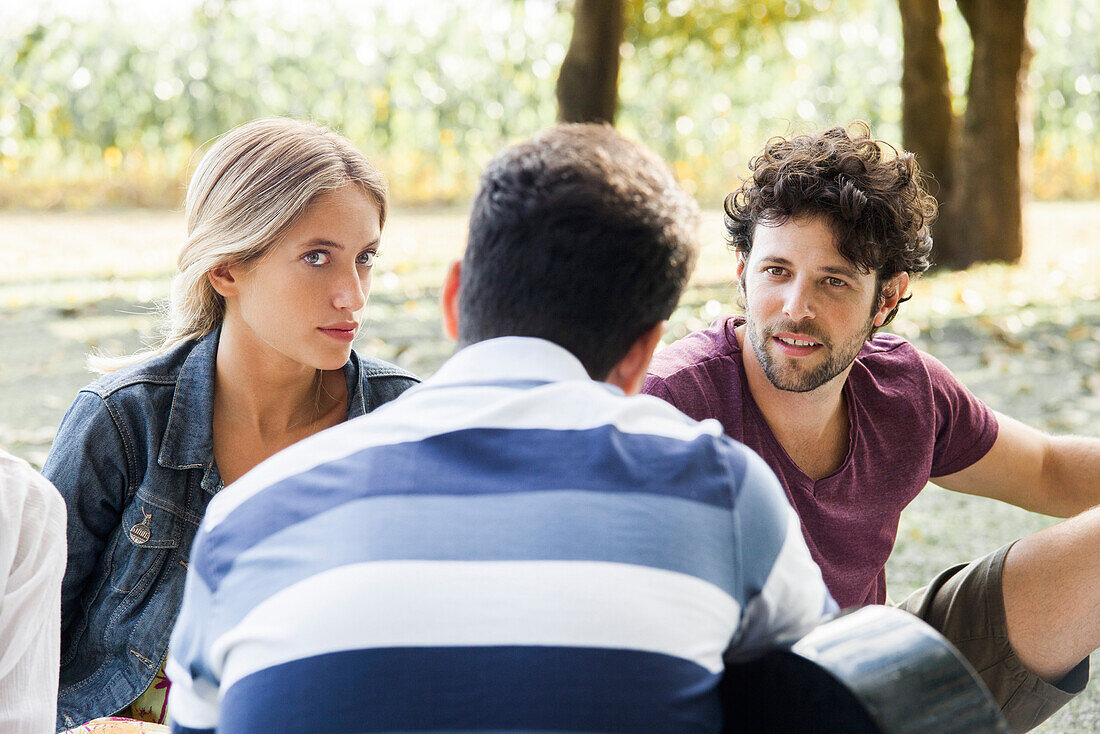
[
  {"xmin": 764, "ymin": 267, "xmax": 786, "ymax": 276},
  {"xmin": 357, "ymin": 250, "xmax": 377, "ymax": 267},
  {"xmin": 303, "ymin": 251, "xmax": 329, "ymax": 266}
]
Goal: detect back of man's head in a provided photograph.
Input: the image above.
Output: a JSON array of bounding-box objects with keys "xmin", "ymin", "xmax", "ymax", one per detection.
[{"xmin": 458, "ymin": 123, "xmax": 699, "ymax": 380}]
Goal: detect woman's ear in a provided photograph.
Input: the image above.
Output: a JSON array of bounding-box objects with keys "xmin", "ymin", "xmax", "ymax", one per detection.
[{"xmin": 208, "ymin": 264, "xmax": 239, "ymax": 298}]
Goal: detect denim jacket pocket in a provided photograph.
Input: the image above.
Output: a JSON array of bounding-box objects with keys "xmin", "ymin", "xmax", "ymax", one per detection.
[{"xmin": 109, "ymin": 491, "xmax": 183, "ymax": 596}]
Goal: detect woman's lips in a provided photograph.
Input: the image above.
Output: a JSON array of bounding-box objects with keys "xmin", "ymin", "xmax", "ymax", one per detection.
[{"xmin": 318, "ymin": 326, "xmax": 357, "ymax": 343}]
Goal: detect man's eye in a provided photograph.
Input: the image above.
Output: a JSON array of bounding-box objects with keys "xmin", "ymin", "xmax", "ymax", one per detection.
[
  {"xmin": 303, "ymin": 251, "xmax": 329, "ymax": 266},
  {"xmin": 826, "ymin": 277, "xmax": 847, "ymax": 288},
  {"xmin": 765, "ymin": 267, "xmax": 786, "ymax": 276},
  {"xmin": 357, "ymin": 250, "xmax": 377, "ymax": 266}
]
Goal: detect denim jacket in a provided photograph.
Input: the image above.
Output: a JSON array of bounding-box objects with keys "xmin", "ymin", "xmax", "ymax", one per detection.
[{"xmin": 43, "ymin": 327, "xmax": 419, "ymax": 730}]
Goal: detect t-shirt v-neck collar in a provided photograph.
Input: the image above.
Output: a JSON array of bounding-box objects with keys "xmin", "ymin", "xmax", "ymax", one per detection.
[{"xmin": 725, "ymin": 316, "xmax": 858, "ymax": 489}]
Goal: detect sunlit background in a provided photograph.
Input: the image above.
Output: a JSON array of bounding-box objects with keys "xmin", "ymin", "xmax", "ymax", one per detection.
[{"xmin": 2, "ymin": 0, "xmax": 1096, "ymax": 209}]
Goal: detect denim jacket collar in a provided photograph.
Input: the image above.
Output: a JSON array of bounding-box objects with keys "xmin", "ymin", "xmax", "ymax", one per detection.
[
  {"xmin": 156, "ymin": 326, "xmax": 368, "ymax": 493},
  {"xmin": 345, "ymin": 355, "xmax": 368, "ymax": 419},
  {"xmin": 157, "ymin": 327, "xmax": 221, "ymax": 492}
]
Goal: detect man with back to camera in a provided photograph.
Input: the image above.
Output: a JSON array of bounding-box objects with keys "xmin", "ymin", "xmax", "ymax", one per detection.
[
  {"xmin": 643, "ymin": 123, "xmax": 1100, "ymax": 733},
  {"xmin": 164, "ymin": 123, "xmax": 836, "ymax": 733}
]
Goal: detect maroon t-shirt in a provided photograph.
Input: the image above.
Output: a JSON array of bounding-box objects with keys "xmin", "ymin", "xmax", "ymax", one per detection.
[{"xmin": 642, "ymin": 315, "xmax": 999, "ymax": 607}]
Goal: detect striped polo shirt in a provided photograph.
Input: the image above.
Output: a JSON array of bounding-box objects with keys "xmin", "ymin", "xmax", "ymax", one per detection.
[{"xmin": 167, "ymin": 337, "xmax": 834, "ymax": 734}]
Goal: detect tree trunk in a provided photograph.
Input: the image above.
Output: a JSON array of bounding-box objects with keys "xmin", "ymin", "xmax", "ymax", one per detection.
[
  {"xmin": 556, "ymin": 0, "xmax": 625, "ymax": 124},
  {"xmin": 899, "ymin": 0, "xmax": 961, "ymax": 266},
  {"xmin": 952, "ymin": 0, "xmax": 1028, "ymax": 265},
  {"xmin": 898, "ymin": 0, "xmax": 1028, "ymax": 268},
  {"xmin": 899, "ymin": 0, "xmax": 954, "ymax": 194}
]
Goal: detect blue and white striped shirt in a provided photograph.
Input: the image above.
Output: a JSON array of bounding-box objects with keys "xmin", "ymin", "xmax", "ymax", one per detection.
[{"xmin": 167, "ymin": 337, "xmax": 834, "ymax": 733}]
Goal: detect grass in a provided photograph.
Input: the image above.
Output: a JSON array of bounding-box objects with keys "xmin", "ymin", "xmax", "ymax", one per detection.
[{"xmin": 1, "ymin": 201, "xmax": 1097, "ymax": 731}]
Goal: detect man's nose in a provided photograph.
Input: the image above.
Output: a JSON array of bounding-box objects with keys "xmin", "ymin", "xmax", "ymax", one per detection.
[{"xmin": 782, "ymin": 280, "xmax": 815, "ymax": 321}]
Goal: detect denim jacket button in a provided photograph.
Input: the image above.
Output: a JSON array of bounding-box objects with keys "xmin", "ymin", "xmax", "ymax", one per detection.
[{"xmin": 129, "ymin": 506, "xmax": 153, "ymax": 545}]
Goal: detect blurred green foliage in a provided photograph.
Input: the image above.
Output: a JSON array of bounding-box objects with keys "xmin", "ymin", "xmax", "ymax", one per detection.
[{"xmin": 0, "ymin": 0, "xmax": 1096, "ymax": 209}]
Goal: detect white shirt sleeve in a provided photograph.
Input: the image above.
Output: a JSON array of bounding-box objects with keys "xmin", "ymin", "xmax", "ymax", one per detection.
[{"xmin": 0, "ymin": 450, "xmax": 67, "ymax": 734}]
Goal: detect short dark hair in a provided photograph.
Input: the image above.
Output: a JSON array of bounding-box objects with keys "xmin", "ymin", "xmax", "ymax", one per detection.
[
  {"xmin": 459, "ymin": 123, "xmax": 699, "ymax": 379},
  {"xmin": 725, "ymin": 122, "xmax": 936, "ymax": 327}
]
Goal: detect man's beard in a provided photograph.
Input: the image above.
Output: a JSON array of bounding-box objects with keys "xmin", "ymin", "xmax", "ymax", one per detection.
[{"xmin": 745, "ymin": 310, "xmax": 874, "ymax": 393}]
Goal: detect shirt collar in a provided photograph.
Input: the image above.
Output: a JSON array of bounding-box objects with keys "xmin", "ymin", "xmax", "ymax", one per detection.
[{"xmin": 424, "ymin": 337, "xmax": 594, "ymax": 390}]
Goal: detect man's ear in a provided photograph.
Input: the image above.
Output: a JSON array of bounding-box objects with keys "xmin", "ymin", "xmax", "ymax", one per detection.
[
  {"xmin": 605, "ymin": 322, "xmax": 665, "ymax": 396},
  {"xmin": 441, "ymin": 259, "xmax": 461, "ymax": 341},
  {"xmin": 207, "ymin": 264, "xmax": 239, "ymax": 298},
  {"xmin": 735, "ymin": 253, "xmax": 749, "ymax": 310},
  {"xmin": 874, "ymin": 272, "xmax": 910, "ymax": 327}
]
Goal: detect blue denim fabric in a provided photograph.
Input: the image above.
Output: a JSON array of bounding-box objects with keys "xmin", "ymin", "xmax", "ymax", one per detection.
[{"xmin": 43, "ymin": 327, "xmax": 419, "ymax": 730}]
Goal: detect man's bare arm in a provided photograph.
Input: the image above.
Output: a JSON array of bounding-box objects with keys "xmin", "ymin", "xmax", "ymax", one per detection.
[
  {"xmin": 936, "ymin": 411, "xmax": 1100, "ymax": 682},
  {"xmin": 933, "ymin": 410, "xmax": 1100, "ymax": 517}
]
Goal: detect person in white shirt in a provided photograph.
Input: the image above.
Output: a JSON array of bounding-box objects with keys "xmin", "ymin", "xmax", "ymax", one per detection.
[{"xmin": 0, "ymin": 449, "xmax": 66, "ymax": 733}]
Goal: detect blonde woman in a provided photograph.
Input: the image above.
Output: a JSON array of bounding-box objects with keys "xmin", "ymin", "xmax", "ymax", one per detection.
[{"xmin": 44, "ymin": 118, "xmax": 419, "ymax": 730}]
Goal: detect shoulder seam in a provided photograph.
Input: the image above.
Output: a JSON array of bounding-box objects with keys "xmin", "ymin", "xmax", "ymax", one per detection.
[
  {"xmin": 862, "ymin": 334, "xmax": 912, "ymax": 357},
  {"xmin": 651, "ymin": 351, "xmax": 736, "ymax": 384},
  {"xmin": 84, "ymin": 391, "xmax": 140, "ymax": 495},
  {"xmin": 85, "ymin": 374, "xmax": 178, "ymax": 398}
]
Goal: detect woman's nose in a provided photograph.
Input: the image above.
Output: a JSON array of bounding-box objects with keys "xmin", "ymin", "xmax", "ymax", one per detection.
[{"xmin": 334, "ymin": 267, "xmax": 368, "ymax": 312}]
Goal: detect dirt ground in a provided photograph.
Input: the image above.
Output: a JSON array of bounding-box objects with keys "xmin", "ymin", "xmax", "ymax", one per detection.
[{"xmin": 1, "ymin": 203, "xmax": 1097, "ymax": 731}]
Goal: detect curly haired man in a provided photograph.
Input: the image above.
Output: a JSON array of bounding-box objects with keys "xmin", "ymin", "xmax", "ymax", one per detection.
[{"xmin": 644, "ymin": 123, "xmax": 1100, "ymax": 733}]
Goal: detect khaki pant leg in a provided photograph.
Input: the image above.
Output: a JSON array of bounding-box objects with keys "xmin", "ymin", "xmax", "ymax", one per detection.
[{"xmin": 895, "ymin": 542, "xmax": 1088, "ymax": 733}]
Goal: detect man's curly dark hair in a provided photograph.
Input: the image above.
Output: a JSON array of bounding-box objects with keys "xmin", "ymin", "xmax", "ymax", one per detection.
[{"xmin": 724, "ymin": 122, "xmax": 936, "ymax": 328}]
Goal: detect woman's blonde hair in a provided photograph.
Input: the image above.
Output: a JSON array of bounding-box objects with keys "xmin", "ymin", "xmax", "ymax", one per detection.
[{"xmin": 92, "ymin": 118, "xmax": 387, "ymax": 372}]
